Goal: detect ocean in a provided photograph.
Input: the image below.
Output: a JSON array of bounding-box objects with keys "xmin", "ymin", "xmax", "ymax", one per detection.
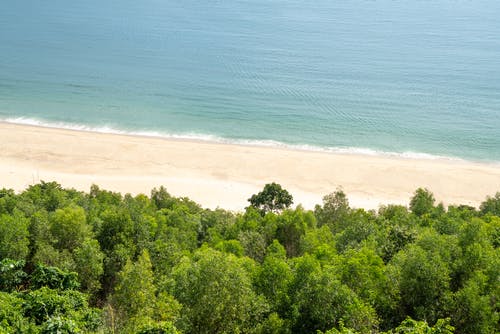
[{"xmin": 1, "ymin": 0, "xmax": 500, "ymax": 161}]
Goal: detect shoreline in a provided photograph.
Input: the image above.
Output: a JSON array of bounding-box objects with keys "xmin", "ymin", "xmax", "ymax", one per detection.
[
  {"xmin": 4, "ymin": 117, "xmax": 497, "ymax": 165},
  {"xmin": 1, "ymin": 121, "xmax": 500, "ymax": 211}
]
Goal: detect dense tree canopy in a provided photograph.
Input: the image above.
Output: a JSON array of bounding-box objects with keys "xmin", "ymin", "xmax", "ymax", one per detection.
[{"xmin": 0, "ymin": 181, "xmax": 499, "ymax": 333}]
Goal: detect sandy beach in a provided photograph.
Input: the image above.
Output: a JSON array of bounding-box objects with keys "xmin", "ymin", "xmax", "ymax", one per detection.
[{"xmin": 1, "ymin": 121, "xmax": 499, "ymax": 211}]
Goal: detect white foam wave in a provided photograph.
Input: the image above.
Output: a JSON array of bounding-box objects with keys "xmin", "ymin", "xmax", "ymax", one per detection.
[
  {"xmin": 2, "ymin": 116, "xmax": 219, "ymax": 142},
  {"xmin": 1, "ymin": 116, "xmax": 470, "ymax": 162}
]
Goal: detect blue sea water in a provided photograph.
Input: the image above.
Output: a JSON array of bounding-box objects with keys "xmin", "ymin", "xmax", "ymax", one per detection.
[{"xmin": 1, "ymin": 0, "xmax": 500, "ymax": 161}]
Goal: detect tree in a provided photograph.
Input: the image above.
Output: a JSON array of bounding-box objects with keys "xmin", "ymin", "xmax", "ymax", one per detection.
[
  {"xmin": 379, "ymin": 224, "xmax": 416, "ymax": 263},
  {"xmin": 314, "ymin": 189, "xmax": 350, "ymax": 227},
  {"xmin": 73, "ymin": 238, "xmax": 104, "ymax": 295},
  {"xmin": 172, "ymin": 247, "xmax": 268, "ymax": 334},
  {"xmin": 0, "ymin": 259, "xmax": 27, "ymax": 292},
  {"xmin": 214, "ymin": 239, "xmax": 244, "ymax": 257},
  {"xmin": 451, "ymin": 274, "xmax": 498, "ymax": 334},
  {"xmin": 248, "ymin": 183, "xmax": 293, "ymax": 215},
  {"xmin": 50, "ymin": 205, "xmax": 91, "ymax": 251},
  {"xmin": 479, "ymin": 192, "xmax": 500, "ymax": 216},
  {"xmin": 30, "ymin": 264, "xmax": 80, "ymax": 291},
  {"xmin": 112, "ymin": 250, "xmax": 156, "ymax": 322},
  {"xmin": 288, "ymin": 256, "xmax": 378, "ymax": 333},
  {"xmin": 0, "ymin": 188, "xmax": 16, "ymax": 215},
  {"xmin": 383, "ymin": 317, "xmax": 454, "ymax": 334},
  {"xmin": 299, "ymin": 225, "xmax": 336, "ymax": 262},
  {"xmin": 409, "ymin": 188, "xmax": 435, "ymax": 216},
  {"xmin": 22, "ymin": 181, "xmax": 69, "ymax": 212},
  {"xmin": 0, "ymin": 211, "xmax": 30, "ymax": 261},
  {"xmin": 151, "ymin": 186, "xmax": 174, "ymax": 210},
  {"xmin": 97, "ymin": 208, "xmax": 136, "ymax": 295},
  {"xmin": 22, "ymin": 287, "xmax": 100, "ymax": 330},
  {"xmin": 238, "ymin": 230, "xmax": 267, "ymax": 262},
  {"xmin": 275, "ymin": 207, "xmax": 315, "ymax": 257},
  {"xmin": 393, "ymin": 245, "xmax": 450, "ymax": 323},
  {"xmin": 256, "ymin": 242, "xmax": 292, "ymax": 313},
  {"xmin": 334, "ymin": 209, "xmax": 377, "ymax": 253},
  {"xmin": 109, "ymin": 249, "xmax": 178, "ymax": 333},
  {"xmin": 0, "ymin": 291, "xmax": 34, "ymax": 332},
  {"xmin": 1, "ymin": 181, "xmax": 500, "ymax": 333},
  {"xmin": 340, "ymin": 246, "xmax": 389, "ymax": 306},
  {"xmin": 135, "ymin": 321, "xmax": 181, "ymax": 334}
]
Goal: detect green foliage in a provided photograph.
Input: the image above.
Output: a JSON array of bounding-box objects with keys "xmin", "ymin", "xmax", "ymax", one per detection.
[
  {"xmin": 172, "ymin": 247, "xmax": 269, "ymax": 334},
  {"xmin": 199, "ymin": 208, "xmax": 236, "ymax": 245},
  {"xmin": 340, "ymin": 246, "xmax": 389, "ymax": 306},
  {"xmin": 112, "ymin": 250, "xmax": 156, "ymax": 321},
  {"xmin": 314, "ymin": 189, "xmax": 350, "ymax": 227},
  {"xmin": 151, "ymin": 186, "xmax": 175, "ymax": 210},
  {"xmin": 72, "ymin": 238, "xmax": 104, "ymax": 294},
  {"xmin": 0, "ymin": 211, "xmax": 30, "ymax": 261},
  {"xmin": 450, "ymin": 273, "xmax": 498, "ymax": 334},
  {"xmin": 334, "ymin": 209, "xmax": 377, "ymax": 253},
  {"xmin": 0, "ymin": 188, "xmax": 16, "ymax": 215},
  {"xmin": 30, "ymin": 264, "xmax": 80, "ymax": 291},
  {"xmin": 0, "ymin": 259, "xmax": 27, "ymax": 292},
  {"xmin": 214, "ymin": 239, "xmax": 245, "ymax": 256},
  {"xmin": 383, "ymin": 317, "xmax": 454, "ymax": 334},
  {"xmin": 409, "ymin": 188, "xmax": 435, "ymax": 216},
  {"xmin": 256, "ymin": 247, "xmax": 292, "ymax": 313},
  {"xmin": 0, "ymin": 291, "xmax": 34, "ymax": 333},
  {"xmin": 40, "ymin": 316, "xmax": 79, "ymax": 334},
  {"xmin": 22, "ymin": 287, "xmax": 98, "ymax": 328},
  {"xmin": 299, "ymin": 225, "xmax": 335, "ymax": 259},
  {"xmin": 318, "ymin": 322, "xmax": 360, "ymax": 334},
  {"xmin": 154, "ymin": 292, "xmax": 182, "ymax": 325},
  {"xmin": 257, "ymin": 312, "xmax": 289, "ymax": 334},
  {"xmin": 379, "ymin": 224, "xmax": 416, "ymax": 262},
  {"xmin": 50, "ymin": 205, "xmax": 91, "ymax": 251},
  {"xmin": 248, "ymin": 183, "xmax": 294, "ymax": 214},
  {"xmin": 238, "ymin": 229, "xmax": 267, "ymax": 261},
  {"xmin": 289, "ymin": 256, "xmax": 378, "ymax": 333},
  {"xmin": 22, "ymin": 181, "xmax": 69, "ymax": 213},
  {"xmin": 393, "ymin": 244, "xmax": 451, "ymax": 323},
  {"xmin": 0, "ymin": 182, "xmax": 499, "ymax": 333},
  {"xmin": 275, "ymin": 207, "xmax": 315, "ymax": 257},
  {"xmin": 480, "ymin": 192, "xmax": 500, "ymax": 216},
  {"xmin": 135, "ymin": 321, "xmax": 181, "ymax": 334}
]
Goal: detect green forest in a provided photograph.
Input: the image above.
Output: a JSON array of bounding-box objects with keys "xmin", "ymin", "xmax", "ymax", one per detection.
[{"xmin": 1, "ymin": 182, "xmax": 499, "ymax": 333}]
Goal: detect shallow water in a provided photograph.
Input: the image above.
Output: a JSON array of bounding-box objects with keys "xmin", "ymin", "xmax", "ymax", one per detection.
[{"xmin": 1, "ymin": 0, "xmax": 499, "ymax": 161}]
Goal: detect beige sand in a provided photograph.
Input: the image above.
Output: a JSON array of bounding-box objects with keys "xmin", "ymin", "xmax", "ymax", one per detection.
[{"xmin": 1, "ymin": 122, "xmax": 499, "ymax": 211}]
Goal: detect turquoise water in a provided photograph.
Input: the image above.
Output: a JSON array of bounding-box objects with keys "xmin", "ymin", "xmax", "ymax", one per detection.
[{"xmin": 1, "ymin": 0, "xmax": 500, "ymax": 161}]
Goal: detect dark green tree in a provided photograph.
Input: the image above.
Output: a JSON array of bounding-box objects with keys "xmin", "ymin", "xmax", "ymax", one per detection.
[
  {"xmin": 22, "ymin": 287, "xmax": 101, "ymax": 329},
  {"xmin": 30, "ymin": 264, "xmax": 80, "ymax": 291},
  {"xmin": 0, "ymin": 188, "xmax": 16, "ymax": 215},
  {"xmin": 409, "ymin": 188, "xmax": 435, "ymax": 217},
  {"xmin": 248, "ymin": 183, "xmax": 293, "ymax": 215},
  {"xmin": 0, "ymin": 259, "xmax": 27, "ymax": 292},
  {"xmin": 275, "ymin": 207, "xmax": 315, "ymax": 257},
  {"xmin": 479, "ymin": 192, "xmax": 500, "ymax": 216}
]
